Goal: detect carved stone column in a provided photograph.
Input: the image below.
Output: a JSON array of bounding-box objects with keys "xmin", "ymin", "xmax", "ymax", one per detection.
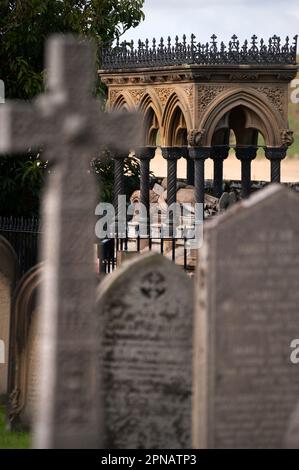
[
  {"xmin": 264, "ymin": 147, "xmax": 287, "ymax": 183},
  {"xmin": 161, "ymin": 147, "xmax": 182, "ymax": 206},
  {"xmin": 113, "ymin": 153, "xmax": 126, "ymax": 234},
  {"xmin": 235, "ymin": 146, "xmax": 257, "ymax": 199},
  {"xmin": 135, "ymin": 146, "xmax": 156, "ymax": 234},
  {"xmin": 113, "ymin": 152, "xmax": 127, "ymax": 237},
  {"xmin": 161, "ymin": 147, "xmax": 185, "ymax": 237},
  {"xmin": 212, "ymin": 146, "xmax": 229, "ymax": 198},
  {"xmin": 183, "ymin": 146, "xmax": 195, "ymax": 185},
  {"xmin": 188, "ymin": 147, "xmax": 211, "ymax": 205}
]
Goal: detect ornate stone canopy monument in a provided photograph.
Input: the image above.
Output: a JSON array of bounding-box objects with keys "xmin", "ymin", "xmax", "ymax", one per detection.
[{"xmin": 99, "ymin": 34, "xmax": 298, "ymax": 206}]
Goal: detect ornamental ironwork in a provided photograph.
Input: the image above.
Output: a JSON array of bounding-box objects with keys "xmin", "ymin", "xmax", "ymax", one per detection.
[{"xmin": 101, "ymin": 34, "xmax": 298, "ymax": 70}]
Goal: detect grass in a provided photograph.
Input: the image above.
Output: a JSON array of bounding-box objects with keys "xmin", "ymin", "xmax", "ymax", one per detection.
[{"xmin": 0, "ymin": 407, "xmax": 31, "ymax": 449}]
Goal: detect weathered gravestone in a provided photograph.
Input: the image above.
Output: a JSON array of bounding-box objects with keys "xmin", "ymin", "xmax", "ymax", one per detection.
[
  {"xmin": 193, "ymin": 184, "xmax": 299, "ymax": 449},
  {"xmin": 0, "ymin": 236, "xmax": 19, "ymax": 403},
  {"xmin": 284, "ymin": 401, "xmax": 299, "ymax": 448},
  {"xmin": 0, "ymin": 35, "xmax": 141, "ymax": 448},
  {"xmin": 8, "ymin": 264, "xmax": 43, "ymax": 430},
  {"xmin": 97, "ymin": 253, "xmax": 193, "ymax": 449}
]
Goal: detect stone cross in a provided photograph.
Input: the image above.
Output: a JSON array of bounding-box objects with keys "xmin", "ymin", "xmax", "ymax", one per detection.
[{"xmin": 0, "ymin": 35, "xmax": 141, "ymax": 448}]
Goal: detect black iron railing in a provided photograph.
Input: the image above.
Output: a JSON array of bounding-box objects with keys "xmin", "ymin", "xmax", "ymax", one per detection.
[
  {"xmin": 99, "ymin": 236, "xmax": 195, "ymax": 274},
  {"xmin": 0, "ymin": 217, "xmax": 195, "ymax": 276},
  {"xmin": 102, "ymin": 34, "xmax": 298, "ymax": 70},
  {"xmin": 0, "ymin": 216, "xmax": 41, "ymax": 276}
]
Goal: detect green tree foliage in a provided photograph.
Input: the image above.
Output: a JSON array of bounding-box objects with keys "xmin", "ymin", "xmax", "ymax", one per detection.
[
  {"xmin": 93, "ymin": 154, "xmax": 146, "ymax": 204},
  {"xmin": 0, "ymin": 152, "xmax": 47, "ymax": 216},
  {"xmin": 0, "ymin": 1, "xmax": 145, "ymax": 215},
  {"xmin": 0, "ymin": 0, "xmax": 144, "ymax": 99}
]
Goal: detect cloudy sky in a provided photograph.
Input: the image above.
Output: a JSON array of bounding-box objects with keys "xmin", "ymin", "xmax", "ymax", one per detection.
[{"xmin": 123, "ymin": 0, "xmax": 299, "ymax": 47}]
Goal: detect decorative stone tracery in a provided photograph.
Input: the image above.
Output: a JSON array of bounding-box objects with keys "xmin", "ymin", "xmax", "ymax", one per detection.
[
  {"xmin": 156, "ymin": 87, "xmax": 173, "ymax": 107},
  {"xmin": 198, "ymin": 85, "xmax": 227, "ymax": 115},
  {"xmin": 256, "ymin": 86, "xmax": 285, "ymax": 118},
  {"xmin": 128, "ymin": 88, "xmax": 146, "ymax": 106},
  {"xmin": 109, "ymin": 89, "xmax": 122, "ymax": 107}
]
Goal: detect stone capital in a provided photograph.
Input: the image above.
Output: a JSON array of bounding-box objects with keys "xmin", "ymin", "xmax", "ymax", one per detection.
[
  {"xmin": 188, "ymin": 146, "xmax": 212, "ymax": 160},
  {"xmin": 235, "ymin": 146, "xmax": 258, "ymax": 161},
  {"xmin": 161, "ymin": 147, "xmax": 183, "ymax": 160},
  {"xmin": 264, "ymin": 147, "xmax": 287, "ymax": 160},
  {"xmin": 212, "ymin": 146, "xmax": 230, "ymax": 160},
  {"xmin": 135, "ymin": 146, "xmax": 156, "ymax": 160}
]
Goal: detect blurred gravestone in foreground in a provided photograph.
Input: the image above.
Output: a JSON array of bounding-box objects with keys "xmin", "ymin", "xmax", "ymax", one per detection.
[{"xmin": 0, "ymin": 34, "xmax": 141, "ymax": 448}]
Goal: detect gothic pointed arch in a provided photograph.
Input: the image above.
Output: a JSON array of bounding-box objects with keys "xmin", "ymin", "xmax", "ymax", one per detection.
[
  {"xmin": 199, "ymin": 87, "xmax": 285, "ymax": 147},
  {"xmin": 162, "ymin": 92, "xmax": 192, "ymax": 146},
  {"xmin": 110, "ymin": 91, "xmax": 135, "ymax": 111},
  {"xmin": 139, "ymin": 91, "xmax": 162, "ymax": 146},
  {"xmin": 168, "ymin": 105, "xmax": 188, "ymax": 146}
]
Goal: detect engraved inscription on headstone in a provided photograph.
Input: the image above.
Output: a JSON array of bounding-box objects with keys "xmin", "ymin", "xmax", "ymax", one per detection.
[
  {"xmin": 0, "ymin": 34, "xmax": 141, "ymax": 448},
  {"xmin": 97, "ymin": 253, "xmax": 193, "ymax": 449},
  {"xmin": 8, "ymin": 264, "xmax": 42, "ymax": 429},
  {"xmin": 193, "ymin": 184, "xmax": 299, "ymax": 449},
  {"xmin": 0, "ymin": 236, "xmax": 19, "ymax": 403}
]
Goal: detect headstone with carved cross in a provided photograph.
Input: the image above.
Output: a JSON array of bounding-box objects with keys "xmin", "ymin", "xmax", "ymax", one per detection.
[
  {"xmin": 0, "ymin": 35, "xmax": 142, "ymax": 448},
  {"xmin": 97, "ymin": 253, "xmax": 193, "ymax": 448}
]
